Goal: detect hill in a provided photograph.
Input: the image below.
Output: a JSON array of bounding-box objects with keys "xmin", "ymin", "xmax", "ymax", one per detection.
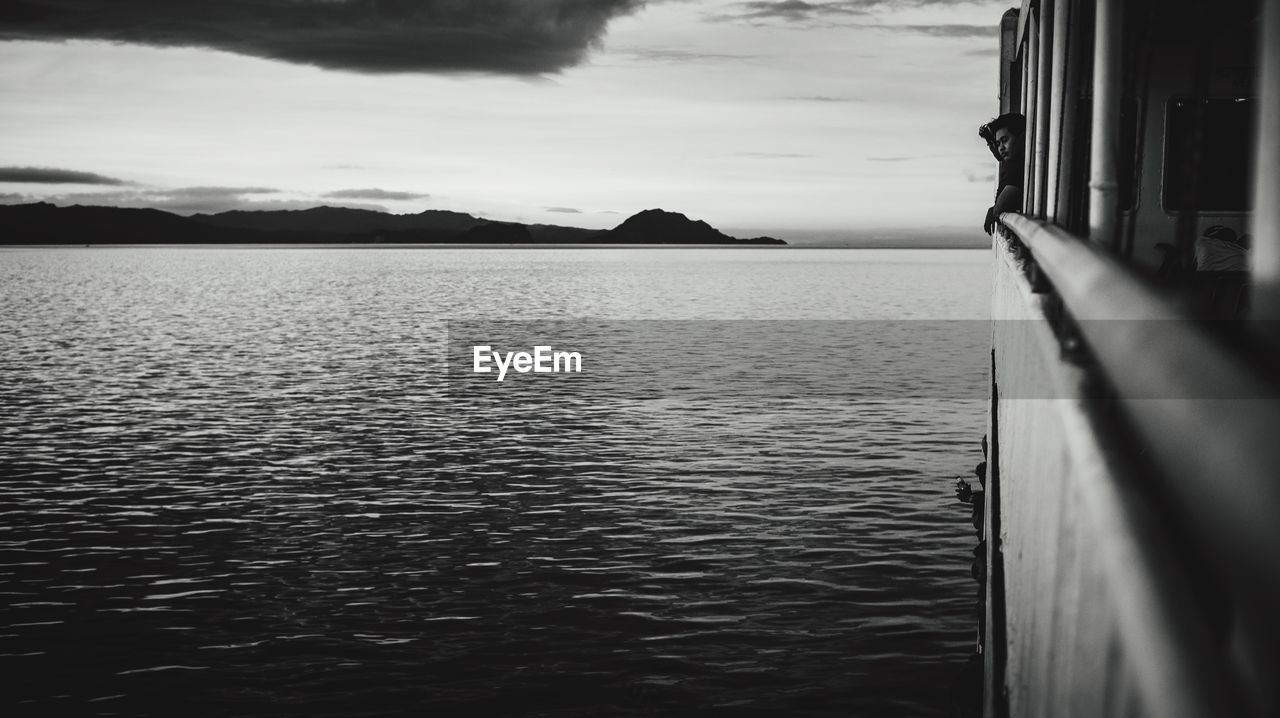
[
  {"xmin": 0, "ymin": 202, "xmax": 256, "ymax": 244},
  {"xmin": 0, "ymin": 203, "xmax": 786, "ymax": 246},
  {"xmin": 594, "ymin": 209, "xmax": 784, "ymax": 245}
]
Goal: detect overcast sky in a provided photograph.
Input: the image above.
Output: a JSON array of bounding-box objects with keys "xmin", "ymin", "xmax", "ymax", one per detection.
[{"xmin": 0, "ymin": 0, "xmax": 1009, "ymax": 235}]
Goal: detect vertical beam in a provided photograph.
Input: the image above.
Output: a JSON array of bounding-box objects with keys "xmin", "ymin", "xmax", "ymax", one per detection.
[
  {"xmin": 1088, "ymin": 0, "xmax": 1122, "ymax": 247},
  {"xmin": 1025, "ymin": 12, "xmax": 1040, "ymax": 215},
  {"xmin": 1047, "ymin": 0, "xmax": 1071, "ymax": 222},
  {"xmin": 1035, "ymin": 0, "xmax": 1055, "ymax": 218},
  {"xmin": 1055, "ymin": 0, "xmax": 1086, "ymax": 232},
  {"xmin": 1253, "ymin": 0, "xmax": 1280, "ymax": 326},
  {"xmin": 1239, "ymin": 3, "xmax": 1280, "ymax": 703},
  {"xmin": 1021, "ymin": 26, "xmax": 1032, "ymax": 122},
  {"xmin": 1001, "ymin": 9, "xmax": 1021, "ymax": 113}
]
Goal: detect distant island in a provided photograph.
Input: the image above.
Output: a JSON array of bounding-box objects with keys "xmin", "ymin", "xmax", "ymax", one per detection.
[{"xmin": 0, "ymin": 203, "xmax": 786, "ymax": 246}]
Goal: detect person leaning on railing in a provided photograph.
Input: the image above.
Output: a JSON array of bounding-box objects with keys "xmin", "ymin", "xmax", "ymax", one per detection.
[{"xmin": 979, "ymin": 113, "xmax": 1026, "ymax": 234}]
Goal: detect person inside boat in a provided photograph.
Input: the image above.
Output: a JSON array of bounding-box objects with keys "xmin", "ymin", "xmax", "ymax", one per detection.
[
  {"xmin": 1194, "ymin": 225, "xmax": 1249, "ymax": 272},
  {"xmin": 979, "ymin": 113, "xmax": 1026, "ymax": 234}
]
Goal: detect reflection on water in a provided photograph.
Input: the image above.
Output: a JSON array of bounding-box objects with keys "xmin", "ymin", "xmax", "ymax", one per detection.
[{"xmin": 0, "ymin": 247, "xmax": 989, "ymax": 717}]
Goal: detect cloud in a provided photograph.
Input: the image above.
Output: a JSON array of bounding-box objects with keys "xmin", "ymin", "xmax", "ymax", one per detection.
[
  {"xmin": 964, "ymin": 47, "xmax": 1000, "ymax": 57},
  {"xmin": 545, "ymin": 206, "xmax": 582, "ymax": 213},
  {"xmin": 25, "ymin": 185, "xmax": 392, "ymax": 214},
  {"xmin": 711, "ymin": 2, "xmax": 1000, "ymax": 32},
  {"xmin": 735, "ymin": 151, "xmax": 813, "ymax": 159},
  {"xmin": 885, "ymin": 24, "xmax": 996, "ymax": 38},
  {"xmin": 323, "ymin": 188, "xmax": 429, "ymax": 201},
  {"xmin": 868, "ymin": 156, "xmax": 914, "ymax": 162},
  {"xmin": 785, "ymin": 95, "xmax": 864, "ymax": 102},
  {"xmin": 963, "ymin": 168, "xmax": 996, "ymax": 184},
  {"xmin": 713, "ymin": 1, "xmax": 870, "ymax": 22},
  {"xmin": 16, "ymin": 184, "xmax": 420, "ymax": 213},
  {"xmin": 621, "ymin": 48, "xmax": 756, "ymax": 63},
  {"xmin": 0, "ymin": 166, "xmax": 129, "ymax": 185},
  {"xmin": 0, "ymin": 0, "xmax": 646, "ymax": 75},
  {"xmin": 166, "ymin": 186, "xmax": 279, "ymax": 197},
  {"xmin": 130, "ymin": 186, "xmax": 281, "ymax": 212},
  {"xmin": 49, "ymin": 190, "xmax": 387, "ymax": 214}
]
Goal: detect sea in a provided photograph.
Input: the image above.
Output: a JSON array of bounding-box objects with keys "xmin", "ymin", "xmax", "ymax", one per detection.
[{"xmin": 0, "ymin": 246, "xmax": 991, "ymax": 717}]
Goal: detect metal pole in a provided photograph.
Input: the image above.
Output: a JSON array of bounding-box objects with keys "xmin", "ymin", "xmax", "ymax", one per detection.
[
  {"xmin": 1048, "ymin": 0, "xmax": 1071, "ymax": 224},
  {"xmin": 1253, "ymin": 0, "xmax": 1280, "ymax": 325},
  {"xmin": 1026, "ymin": 11, "xmax": 1039, "ymax": 215},
  {"xmin": 1088, "ymin": 0, "xmax": 1121, "ymax": 247},
  {"xmin": 1022, "ymin": 17, "xmax": 1032, "ymax": 120},
  {"xmin": 1036, "ymin": 0, "xmax": 1055, "ymax": 219},
  {"xmin": 1000, "ymin": 9, "xmax": 1020, "ymax": 114},
  {"xmin": 1056, "ymin": 0, "xmax": 1087, "ymax": 232}
]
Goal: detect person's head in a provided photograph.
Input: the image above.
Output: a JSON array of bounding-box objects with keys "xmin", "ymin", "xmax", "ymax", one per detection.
[
  {"xmin": 981, "ymin": 113, "xmax": 1026, "ymax": 162},
  {"xmin": 1203, "ymin": 225, "xmax": 1241, "ymax": 245}
]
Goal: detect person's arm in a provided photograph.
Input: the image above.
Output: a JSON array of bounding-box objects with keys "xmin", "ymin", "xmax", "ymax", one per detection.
[
  {"xmin": 994, "ymin": 184, "xmax": 1022, "ymax": 215},
  {"xmin": 983, "ymin": 185, "xmax": 1022, "ymax": 234}
]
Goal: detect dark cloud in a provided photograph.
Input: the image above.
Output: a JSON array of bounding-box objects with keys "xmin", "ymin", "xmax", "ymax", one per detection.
[
  {"xmin": 0, "ymin": 166, "xmax": 128, "ymax": 185},
  {"xmin": 0, "ymin": 0, "xmax": 646, "ymax": 75},
  {"xmin": 545, "ymin": 206, "xmax": 582, "ymax": 213},
  {"xmin": 964, "ymin": 47, "xmax": 1000, "ymax": 57},
  {"xmin": 324, "ymin": 189, "xmax": 429, "ymax": 201}
]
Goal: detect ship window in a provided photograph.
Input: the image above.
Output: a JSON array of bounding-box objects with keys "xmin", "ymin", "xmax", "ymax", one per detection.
[{"xmin": 1163, "ymin": 97, "xmax": 1254, "ymax": 212}]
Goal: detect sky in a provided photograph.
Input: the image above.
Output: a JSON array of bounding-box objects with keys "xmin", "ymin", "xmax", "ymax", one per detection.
[{"xmin": 0, "ymin": 0, "xmax": 1011, "ymax": 237}]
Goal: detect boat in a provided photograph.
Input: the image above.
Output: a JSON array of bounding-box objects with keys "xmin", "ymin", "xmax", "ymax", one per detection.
[{"xmin": 978, "ymin": 0, "xmax": 1280, "ymax": 716}]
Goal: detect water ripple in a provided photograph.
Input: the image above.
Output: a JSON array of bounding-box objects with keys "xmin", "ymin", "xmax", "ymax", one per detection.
[{"xmin": 0, "ymin": 247, "xmax": 990, "ymax": 717}]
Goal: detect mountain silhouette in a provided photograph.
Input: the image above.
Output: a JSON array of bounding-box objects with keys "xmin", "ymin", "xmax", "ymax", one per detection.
[
  {"xmin": 594, "ymin": 209, "xmax": 784, "ymax": 245},
  {"xmin": 458, "ymin": 222, "xmax": 535, "ymax": 243},
  {"xmin": 0, "ymin": 203, "xmax": 786, "ymax": 245},
  {"xmin": 0, "ymin": 202, "xmax": 256, "ymax": 244}
]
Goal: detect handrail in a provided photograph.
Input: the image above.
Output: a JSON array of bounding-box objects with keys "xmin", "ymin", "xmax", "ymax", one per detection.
[
  {"xmin": 990, "ymin": 232, "xmax": 1235, "ymax": 718},
  {"xmin": 999, "ymin": 213, "xmax": 1280, "ymax": 601}
]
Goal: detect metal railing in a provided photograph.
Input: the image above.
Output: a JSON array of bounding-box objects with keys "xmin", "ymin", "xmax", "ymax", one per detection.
[{"xmin": 997, "ymin": 212, "xmax": 1280, "ymax": 715}]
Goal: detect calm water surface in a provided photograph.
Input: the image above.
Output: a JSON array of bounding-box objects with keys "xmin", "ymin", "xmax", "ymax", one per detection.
[{"xmin": 1, "ymin": 247, "xmax": 990, "ymax": 717}]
